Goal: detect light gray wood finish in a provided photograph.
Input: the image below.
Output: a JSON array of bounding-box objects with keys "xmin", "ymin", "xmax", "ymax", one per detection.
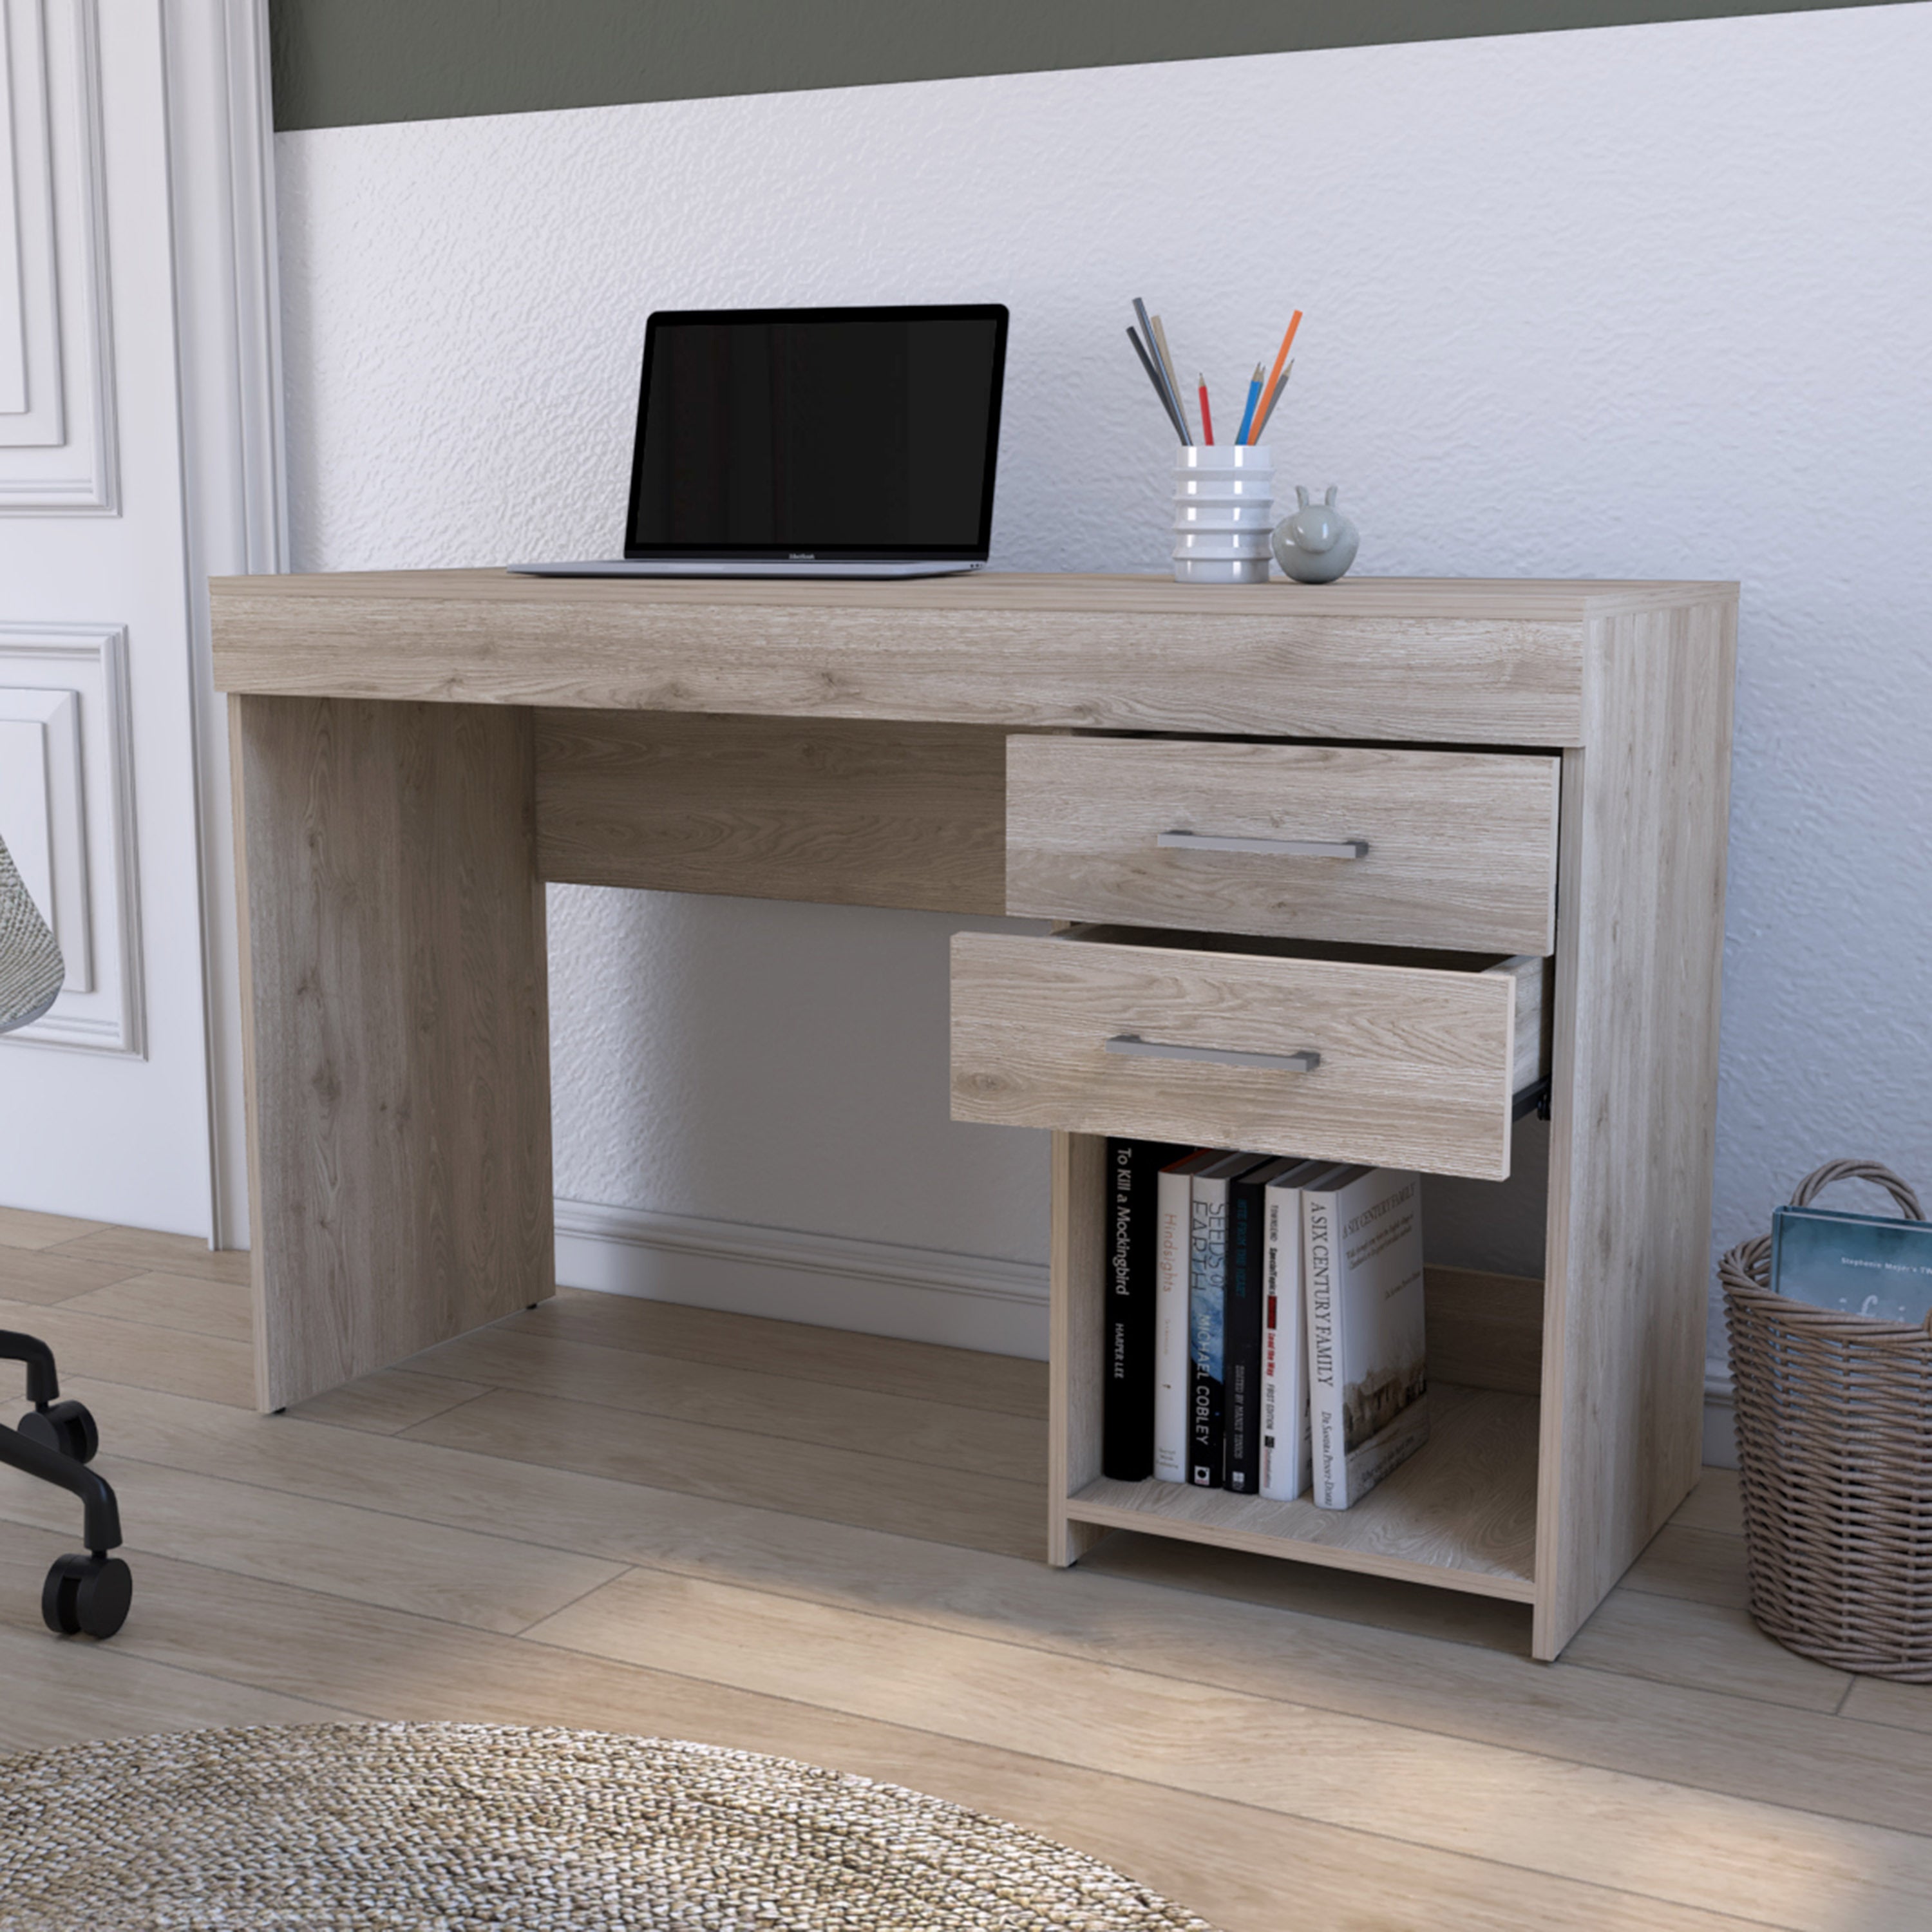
[
  {"xmin": 1070, "ymin": 1383, "xmax": 1539, "ymax": 1599},
  {"xmin": 1425, "ymin": 1267, "xmax": 1546, "ymax": 1398},
  {"xmin": 535, "ymin": 710, "xmax": 1007, "ymax": 914},
  {"xmin": 951, "ymin": 933, "xmax": 1547, "ymax": 1181},
  {"xmin": 1048, "ymin": 1133, "xmax": 1110, "ymax": 1567},
  {"xmin": 213, "ymin": 568, "xmax": 1736, "ymax": 1662},
  {"xmin": 230, "ymin": 695, "xmax": 554, "ymax": 1412},
  {"xmin": 212, "ymin": 571, "xmax": 1730, "ymax": 747},
  {"xmin": 1006, "ymin": 737, "xmax": 1560, "ymax": 952},
  {"xmin": 1532, "ymin": 598, "xmax": 1737, "ymax": 1660},
  {"xmin": 10, "ymin": 1228, "xmax": 1929, "ymax": 1932}
]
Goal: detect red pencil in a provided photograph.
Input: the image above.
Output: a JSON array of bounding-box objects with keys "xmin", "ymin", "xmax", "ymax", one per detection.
[{"xmin": 1197, "ymin": 374, "xmax": 1215, "ymax": 446}]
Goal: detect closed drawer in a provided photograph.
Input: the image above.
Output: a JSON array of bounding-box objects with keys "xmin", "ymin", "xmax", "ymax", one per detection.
[
  {"xmin": 951, "ymin": 928, "xmax": 1550, "ymax": 1182},
  {"xmin": 1005, "ymin": 737, "xmax": 1559, "ymax": 954}
]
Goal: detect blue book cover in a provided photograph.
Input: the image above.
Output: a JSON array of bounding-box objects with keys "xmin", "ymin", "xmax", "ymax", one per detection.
[
  {"xmin": 1187, "ymin": 1151, "xmax": 1267, "ymax": 1488},
  {"xmin": 1770, "ymin": 1204, "xmax": 1932, "ymax": 1324}
]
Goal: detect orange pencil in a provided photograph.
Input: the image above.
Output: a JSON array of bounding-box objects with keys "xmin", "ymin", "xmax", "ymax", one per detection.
[{"xmin": 1254, "ymin": 310, "xmax": 1303, "ymax": 439}]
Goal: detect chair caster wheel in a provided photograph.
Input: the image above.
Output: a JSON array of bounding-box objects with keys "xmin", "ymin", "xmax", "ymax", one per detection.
[
  {"xmin": 43, "ymin": 1553, "xmax": 131, "ymax": 1639},
  {"xmin": 19, "ymin": 1399, "xmax": 98, "ymax": 1464}
]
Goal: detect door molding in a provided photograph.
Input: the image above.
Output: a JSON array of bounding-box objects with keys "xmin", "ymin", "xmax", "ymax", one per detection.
[{"xmin": 164, "ymin": 0, "xmax": 286, "ymax": 1247}]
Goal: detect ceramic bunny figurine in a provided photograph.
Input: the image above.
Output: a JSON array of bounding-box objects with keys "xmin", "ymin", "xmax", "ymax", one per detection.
[{"xmin": 1272, "ymin": 486, "xmax": 1359, "ymax": 583}]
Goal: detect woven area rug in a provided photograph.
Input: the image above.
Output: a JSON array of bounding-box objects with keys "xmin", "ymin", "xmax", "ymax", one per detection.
[{"xmin": 0, "ymin": 1723, "xmax": 1217, "ymax": 1929}]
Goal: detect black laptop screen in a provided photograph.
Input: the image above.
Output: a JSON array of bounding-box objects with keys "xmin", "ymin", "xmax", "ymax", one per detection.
[{"xmin": 625, "ymin": 306, "xmax": 1007, "ymax": 558}]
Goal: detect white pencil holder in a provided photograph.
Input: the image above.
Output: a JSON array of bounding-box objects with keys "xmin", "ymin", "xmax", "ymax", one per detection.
[{"xmin": 1172, "ymin": 444, "xmax": 1273, "ymax": 585}]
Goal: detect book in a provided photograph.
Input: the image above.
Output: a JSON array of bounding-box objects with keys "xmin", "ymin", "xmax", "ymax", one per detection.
[
  {"xmin": 1259, "ymin": 1159, "xmax": 1348, "ymax": 1502},
  {"xmin": 1153, "ymin": 1150, "xmax": 1220, "ymax": 1482},
  {"xmin": 1305, "ymin": 1165, "xmax": 1428, "ymax": 1510},
  {"xmin": 1770, "ymin": 1202, "xmax": 1932, "ymax": 1325},
  {"xmin": 1222, "ymin": 1155, "xmax": 1304, "ymax": 1494},
  {"xmin": 1188, "ymin": 1151, "xmax": 1271, "ymax": 1488},
  {"xmin": 1101, "ymin": 1137, "xmax": 1191, "ymax": 1480}
]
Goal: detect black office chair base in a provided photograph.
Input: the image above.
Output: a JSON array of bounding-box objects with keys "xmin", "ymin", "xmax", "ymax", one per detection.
[
  {"xmin": 43, "ymin": 1552, "xmax": 131, "ymax": 1638},
  {"xmin": 1, "ymin": 1331, "xmax": 128, "ymax": 1638},
  {"xmin": 18, "ymin": 1398, "xmax": 98, "ymax": 1465}
]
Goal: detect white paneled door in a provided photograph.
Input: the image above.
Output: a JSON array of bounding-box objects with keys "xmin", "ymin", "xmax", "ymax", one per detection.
[{"xmin": 0, "ymin": 1, "xmax": 281, "ymax": 1244}]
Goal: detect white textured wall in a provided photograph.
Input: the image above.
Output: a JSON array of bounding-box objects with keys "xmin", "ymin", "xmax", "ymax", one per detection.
[{"xmin": 278, "ymin": 4, "xmax": 1932, "ymax": 1357}]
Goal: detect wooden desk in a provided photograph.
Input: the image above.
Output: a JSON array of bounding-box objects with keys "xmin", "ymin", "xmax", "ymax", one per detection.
[{"xmin": 211, "ymin": 569, "xmax": 1736, "ymax": 1660}]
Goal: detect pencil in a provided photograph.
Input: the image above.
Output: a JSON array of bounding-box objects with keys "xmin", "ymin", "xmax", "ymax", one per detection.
[
  {"xmin": 1148, "ymin": 315, "xmax": 1193, "ymax": 442},
  {"xmin": 1255, "ymin": 311, "xmax": 1302, "ymax": 439},
  {"xmin": 1251, "ymin": 359, "xmax": 1293, "ymax": 443},
  {"xmin": 1132, "ymin": 298, "xmax": 1190, "ymax": 442},
  {"xmin": 1127, "ymin": 327, "xmax": 1189, "ymax": 444},
  {"xmin": 1197, "ymin": 374, "xmax": 1215, "ymax": 447},
  {"xmin": 1233, "ymin": 362, "xmax": 1265, "ymax": 445}
]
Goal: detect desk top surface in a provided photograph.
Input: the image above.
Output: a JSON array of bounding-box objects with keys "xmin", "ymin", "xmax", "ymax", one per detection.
[
  {"xmin": 210, "ymin": 571, "xmax": 1737, "ymax": 746},
  {"xmin": 213, "ymin": 569, "xmax": 1734, "ymax": 623}
]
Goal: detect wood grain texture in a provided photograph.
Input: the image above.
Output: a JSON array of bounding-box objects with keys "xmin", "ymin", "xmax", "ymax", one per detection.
[
  {"xmin": 536, "ymin": 709, "xmax": 1007, "ymax": 913},
  {"xmin": 11, "ymin": 1222, "xmax": 1932, "ymax": 1932},
  {"xmin": 62, "ymin": 1271, "xmax": 253, "ymax": 1342},
  {"xmin": 1048, "ymin": 1132, "xmax": 1109, "ymax": 1567},
  {"xmin": 405, "ymin": 1385, "xmax": 1043, "ymax": 1562},
  {"xmin": 498, "ymin": 1288, "xmax": 1048, "ymax": 1421},
  {"xmin": 951, "ymin": 931, "xmax": 1539, "ymax": 1180},
  {"xmin": 1425, "ymin": 1265, "xmax": 1545, "ymax": 1397},
  {"xmin": 201, "ymin": 569, "xmax": 1732, "ymax": 746},
  {"xmin": 525, "ymin": 1567, "xmax": 1932, "ymax": 1931},
  {"xmin": 404, "ymin": 1321, "xmax": 1045, "ymax": 1482},
  {"xmin": 0, "ymin": 1206, "xmax": 109, "ymax": 1249},
  {"xmin": 1068, "ymin": 1385, "xmax": 1539, "ymax": 1598},
  {"xmin": 1533, "ymin": 598, "xmax": 1736, "ymax": 1660},
  {"xmin": 232, "ymin": 695, "xmax": 555, "ymax": 1412},
  {"xmin": 1007, "ymin": 737, "xmax": 1560, "ymax": 952},
  {"xmin": 0, "ymin": 1295, "xmax": 255, "ymax": 1408},
  {"xmin": 3, "ymin": 1535, "xmax": 1761, "ymax": 1932}
]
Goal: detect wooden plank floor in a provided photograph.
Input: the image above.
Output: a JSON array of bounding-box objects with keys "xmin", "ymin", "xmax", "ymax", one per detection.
[{"xmin": 4, "ymin": 1208, "xmax": 1931, "ymax": 1930}]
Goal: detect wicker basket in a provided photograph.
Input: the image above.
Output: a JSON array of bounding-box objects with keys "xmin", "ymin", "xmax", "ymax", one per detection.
[{"xmin": 1721, "ymin": 1159, "xmax": 1932, "ymax": 1678}]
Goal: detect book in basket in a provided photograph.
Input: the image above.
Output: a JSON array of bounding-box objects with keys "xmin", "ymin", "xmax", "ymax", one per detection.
[{"xmin": 1770, "ymin": 1203, "xmax": 1932, "ymax": 1325}]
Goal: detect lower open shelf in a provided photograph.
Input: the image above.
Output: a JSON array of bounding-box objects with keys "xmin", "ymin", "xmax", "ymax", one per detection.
[{"xmin": 1066, "ymin": 1383, "xmax": 1539, "ymax": 1602}]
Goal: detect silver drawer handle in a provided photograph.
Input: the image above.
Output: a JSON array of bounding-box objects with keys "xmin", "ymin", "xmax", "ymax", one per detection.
[
  {"xmin": 1106, "ymin": 1034, "xmax": 1321, "ymax": 1074},
  {"xmin": 1157, "ymin": 829, "xmax": 1368, "ymax": 859}
]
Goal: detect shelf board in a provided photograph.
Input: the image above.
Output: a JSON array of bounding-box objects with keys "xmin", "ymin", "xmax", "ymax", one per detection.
[{"xmin": 1066, "ymin": 1383, "xmax": 1538, "ymax": 1601}]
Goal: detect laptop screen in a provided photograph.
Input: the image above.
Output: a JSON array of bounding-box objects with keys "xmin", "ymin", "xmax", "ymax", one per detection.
[{"xmin": 625, "ymin": 305, "xmax": 1008, "ymax": 560}]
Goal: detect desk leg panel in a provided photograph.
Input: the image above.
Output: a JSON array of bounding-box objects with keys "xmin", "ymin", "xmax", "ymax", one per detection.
[
  {"xmin": 232, "ymin": 695, "xmax": 553, "ymax": 1412},
  {"xmin": 1532, "ymin": 601, "xmax": 1736, "ymax": 1660}
]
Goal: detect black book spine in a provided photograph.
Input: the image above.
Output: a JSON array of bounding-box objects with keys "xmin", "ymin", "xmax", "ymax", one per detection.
[
  {"xmin": 1103, "ymin": 1139, "xmax": 1188, "ymax": 1481},
  {"xmin": 1101, "ymin": 1139, "xmax": 1142, "ymax": 1479},
  {"xmin": 1224, "ymin": 1175, "xmax": 1269, "ymax": 1494},
  {"xmin": 1188, "ymin": 1180, "xmax": 1227, "ymax": 1488}
]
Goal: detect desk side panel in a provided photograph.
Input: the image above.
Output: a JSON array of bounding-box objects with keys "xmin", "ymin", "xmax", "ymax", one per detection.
[
  {"xmin": 1533, "ymin": 596, "xmax": 1736, "ymax": 1659},
  {"xmin": 536, "ymin": 710, "xmax": 1006, "ymax": 914},
  {"xmin": 233, "ymin": 695, "xmax": 553, "ymax": 1411}
]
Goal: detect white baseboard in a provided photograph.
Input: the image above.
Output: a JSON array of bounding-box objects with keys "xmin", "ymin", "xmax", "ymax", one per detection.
[
  {"xmin": 556, "ymin": 1199, "xmax": 1745, "ymax": 1464},
  {"xmin": 553, "ymin": 1198, "xmax": 1050, "ymax": 1359},
  {"xmin": 1703, "ymin": 1363, "xmax": 1738, "ymax": 1470}
]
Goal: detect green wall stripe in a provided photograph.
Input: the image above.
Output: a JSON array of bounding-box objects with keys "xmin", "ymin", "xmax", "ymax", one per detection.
[{"xmin": 269, "ymin": 0, "xmax": 1909, "ymax": 132}]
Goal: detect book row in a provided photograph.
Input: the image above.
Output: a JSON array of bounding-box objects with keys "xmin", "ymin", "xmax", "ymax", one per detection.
[{"xmin": 1103, "ymin": 1140, "xmax": 1428, "ymax": 1510}]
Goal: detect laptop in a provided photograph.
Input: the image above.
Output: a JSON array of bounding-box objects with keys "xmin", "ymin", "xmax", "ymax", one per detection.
[{"xmin": 513, "ymin": 303, "xmax": 1009, "ymax": 579}]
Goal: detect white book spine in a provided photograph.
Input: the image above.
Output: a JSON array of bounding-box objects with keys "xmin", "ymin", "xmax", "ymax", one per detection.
[
  {"xmin": 1305, "ymin": 1183, "xmax": 1347, "ymax": 1509},
  {"xmin": 1259, "ymin": 1183, "xmax": 1309, "ymax": 1501},
  {"xmin": 1152, "ymin": 1163, "xmax": 1193, "ymax": 1482}
]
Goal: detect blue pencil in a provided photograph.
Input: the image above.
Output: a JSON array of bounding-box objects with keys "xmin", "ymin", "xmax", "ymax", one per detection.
[{"xmin": 1233, "ymin": 363, "xmax": 1264, "ymax": 446}]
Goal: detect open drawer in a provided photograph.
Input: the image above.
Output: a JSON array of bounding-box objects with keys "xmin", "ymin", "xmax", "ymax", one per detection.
[{"xmin": 951, "ymin": 926, "xmax": 1551, "ymax": 1181}]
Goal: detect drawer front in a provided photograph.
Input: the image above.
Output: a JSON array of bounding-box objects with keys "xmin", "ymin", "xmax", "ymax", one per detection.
[
  {"xmin": 951, "ymin": 934, "xmax": 1539, "ymax": 1180},
  {"xmin": 1005, "ymin": 737, "xmax": 1558, "ymax": 954}
]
